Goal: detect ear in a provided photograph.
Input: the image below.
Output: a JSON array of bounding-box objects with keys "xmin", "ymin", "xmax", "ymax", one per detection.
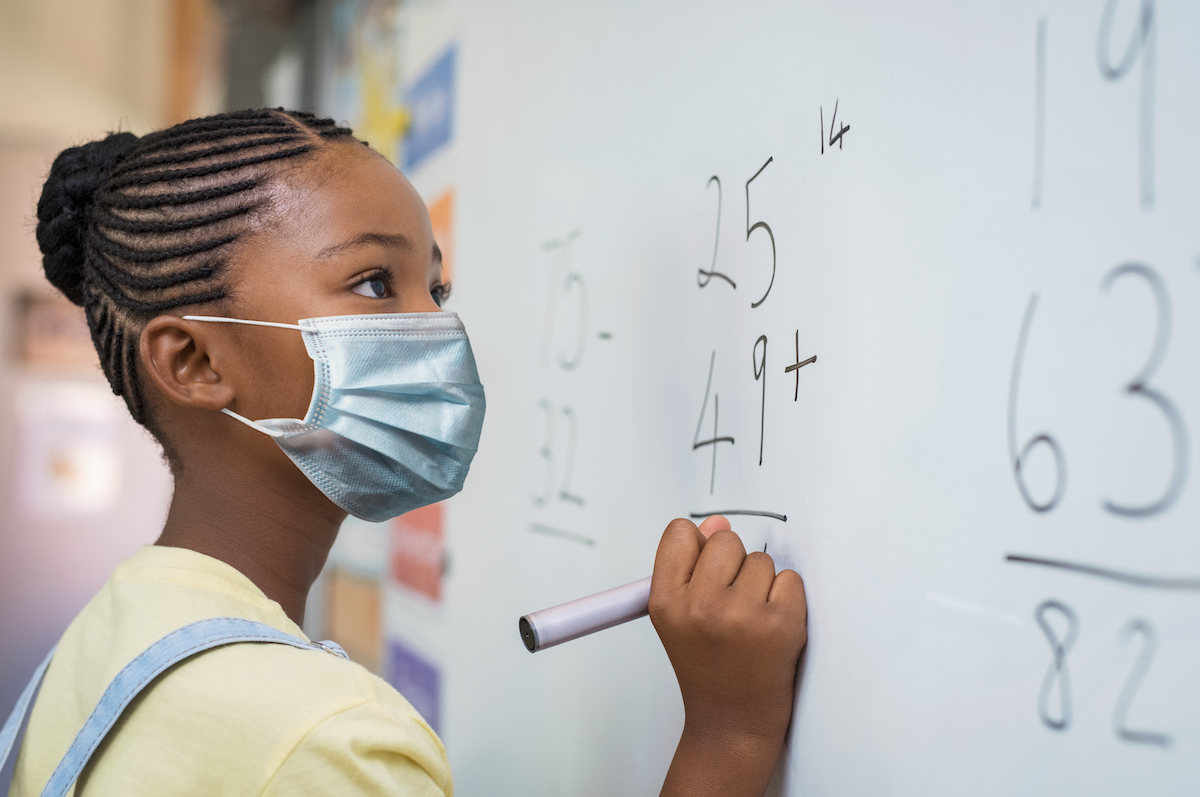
[{"xmin": 139, "ymin": 316, "xmax": 236, "ymax": 412}]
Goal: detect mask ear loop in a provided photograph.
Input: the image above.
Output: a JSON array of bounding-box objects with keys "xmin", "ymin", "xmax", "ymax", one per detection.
[
  {"xmin": 181, "ymin": 315, "xmax": 306, "ymax": 438},
  {"xmin": 219, "ymin": 407, "xmax": 288, "ymax": 438},
  {"xmin": 182, "ymin": 315, "xmax": 304, "ymax": 331}
]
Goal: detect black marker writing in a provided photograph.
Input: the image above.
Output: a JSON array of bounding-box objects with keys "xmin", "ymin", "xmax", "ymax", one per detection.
[
  {"xmin": 1097, "ymin": 0, "xmax": 1155, "ymax": 207},
  {"xmin": 753, "ymin": 335, "xmax": 767, "ymax": 466},
  {"xmin": 689, "ymin": 510, "xmax": 788, "ymax": 522},
  {"xmin": 1099, "ymin": 264, "xmax": 1185, "ymax": 517},
  {"xmin": 1032, "ymin": 17, "xmax": 1047, "ymax": 209},
  {"xmin": 693, "ymin": 351, "xmax": 735, "ymax": 494},
  {"xmin": 784, "ymin": 330, "xmax": 817, "ymax": 401},
  {"xmin": 699, "ymin": 176, "xmax": 736, "ymax": 289},
  {"xmin": 1113, "ymin": 619, "xmax": 1172, "ymax": 747},
  {"xmin": 745, "ymin": 157, "xmax": 776, "ymax": 308},
  {"xmin": 1008, "ymin": 294, "xmax": 1066, "ymax": 512},
  {"xmin": 1006, "ymin": 554, "xmax": 1200, "ymax": 591},
  {"xmin": 1035, "ymin": 599, "xmax": 1079, "ymax": 731}
]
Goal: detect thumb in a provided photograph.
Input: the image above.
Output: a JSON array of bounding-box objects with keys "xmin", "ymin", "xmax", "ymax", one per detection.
[{"xmin": 697, "ymin": 513, "xmax": 731, "ymax": 540}]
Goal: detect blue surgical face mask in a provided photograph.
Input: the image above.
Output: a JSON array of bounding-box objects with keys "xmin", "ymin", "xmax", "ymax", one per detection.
[{"xmin": 183, "ymin": 311, "xmax": 486, "ymax": 522}]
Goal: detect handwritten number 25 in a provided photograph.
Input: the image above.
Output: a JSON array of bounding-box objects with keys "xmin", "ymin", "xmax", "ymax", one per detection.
[{"xmin": 698, "ymin": 158, "xmax": 776, "ymax": 308}]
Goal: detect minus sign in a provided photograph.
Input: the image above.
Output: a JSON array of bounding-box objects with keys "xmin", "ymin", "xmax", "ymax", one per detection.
[
  {"xmin": 690, "ymin": 509, "xmax": 788, "ymax": 522},
  {"xmin": 597, "ymin": 332, "xmax": 613, "ymax": 340}
]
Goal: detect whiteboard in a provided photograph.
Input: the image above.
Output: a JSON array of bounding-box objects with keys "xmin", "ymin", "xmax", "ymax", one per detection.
[{"xmin": 372, "ymin": 2, "xmax": 1200, "ymax": 794}]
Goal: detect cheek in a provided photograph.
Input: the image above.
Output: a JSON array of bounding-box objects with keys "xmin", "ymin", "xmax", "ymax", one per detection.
[
  {"xmin": 242, "ymin": 333, "xmax": 316, "ymax": 420},
  {"xmin": 281, "ymin": 345, "xmax": 317, "ymax": 418}
]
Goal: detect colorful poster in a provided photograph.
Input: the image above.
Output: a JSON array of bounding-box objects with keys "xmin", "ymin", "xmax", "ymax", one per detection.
[
  {"xmin": 387, "ymin": 637, "xmax": 441, "ymax": 734},
  {"xmin": 15, "ymin": 292, "xmax": 96, "ymax": 370},
  {"xmin": 324, "ymin": 568, "xmax": 383, "ymax": 672},
  {"xmin": 323, "ymin": 0, "xmax": 409, "ymax": 164},
  {"xmin": 403, "ymin": 44, "xmax": 455, "ymax": 171},
  {"xmin": 16, "ymin": 381, "xmax": 122, "ymax": 520},
  {"xmin": 389, "ymin": 502, "xmax": 443, "ymax": 602}
]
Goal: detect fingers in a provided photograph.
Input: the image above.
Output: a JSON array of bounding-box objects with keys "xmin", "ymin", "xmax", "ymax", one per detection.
[
  {"xmin": 768, "ymin": 568, "xmax": 808, "ymax": 626},
  {"xmin": 696, "ymin": 514, "xmax": 731, "ymax": 539},
  {"xmin": 655, "ymin": 518, "xmax": 804, "ymax": 616},
  {"xmin": 653, "ymin": 518, "xmax": 708, "ymax": 592},
  {"xmin": 688, "ymin": 529, "xmax": 747, "ymax": 590},
  {"xmin": 731, "ymin": 550, "xmax": 776, "ymax": 603}
]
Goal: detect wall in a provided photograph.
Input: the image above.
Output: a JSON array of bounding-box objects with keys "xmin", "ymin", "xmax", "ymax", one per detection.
[{"xmin": 0, "ymin": 0, "xmax": 224, "ymax": 716}]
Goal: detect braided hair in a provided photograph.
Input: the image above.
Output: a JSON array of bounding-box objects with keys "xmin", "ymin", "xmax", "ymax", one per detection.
[{"xmin": 35, "ymin": 108, "xmax": 359, "ymax": 435}]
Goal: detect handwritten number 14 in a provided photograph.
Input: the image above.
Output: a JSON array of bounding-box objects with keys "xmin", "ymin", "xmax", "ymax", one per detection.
[{"xmin": 820, "ymin": 100, "xmax": 850, "ymax": 153}]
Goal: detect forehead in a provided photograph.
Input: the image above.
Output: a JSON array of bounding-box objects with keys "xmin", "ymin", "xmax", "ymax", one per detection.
[{"xmin": 262, "ymin": 144, "xmax": 434, "ymax": 259}]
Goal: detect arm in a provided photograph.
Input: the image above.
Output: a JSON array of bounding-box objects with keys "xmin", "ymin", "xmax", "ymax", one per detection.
[{"xmin": 649, "ymin": 516, "xmax": 808, "ymax": 797}]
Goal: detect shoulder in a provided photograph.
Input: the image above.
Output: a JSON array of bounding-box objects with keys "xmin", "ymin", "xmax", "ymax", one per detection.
[
  {"xmin": 192, "ymin": 643, "xmax": 451, "ymax": 796},
  {"xmin": 262, "ymin": 697, "xmax": 453, "ymax": 797},
  {"xmin": 168, "ymin": 637, "xmax": 437, "ymax": 746},
  {"xmin": 87, "ymin": 639, "xmax": 451, "ymax": 796}
]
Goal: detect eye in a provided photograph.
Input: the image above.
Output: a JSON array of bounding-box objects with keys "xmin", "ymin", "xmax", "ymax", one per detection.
[
  {"xmin": 431, "ymin": 282, "xmax": 452, "ymax": 307},
  {"xmin": 351, "ymin": 270, "xmax": 392, "ymax": 299}
]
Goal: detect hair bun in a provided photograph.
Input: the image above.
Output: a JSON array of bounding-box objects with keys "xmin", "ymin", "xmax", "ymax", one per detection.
[{"xmin": 35, "ymin": 131, "xmax": 140, "ymax": 306}]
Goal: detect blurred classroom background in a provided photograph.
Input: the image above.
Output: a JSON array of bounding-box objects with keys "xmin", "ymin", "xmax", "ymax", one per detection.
[{"xmin": 0, "ymin": 0, "xmax": 438, "ymax": 725}]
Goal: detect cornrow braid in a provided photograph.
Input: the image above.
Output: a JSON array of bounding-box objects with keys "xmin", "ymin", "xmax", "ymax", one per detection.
[{"xmin": 35, "ymin": 108, "xmax": 365, "ymax": 433}]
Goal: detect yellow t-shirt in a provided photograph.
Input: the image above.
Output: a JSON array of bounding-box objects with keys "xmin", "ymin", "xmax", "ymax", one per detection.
[{"xmin": 8, "ymin": 545, "xmax": 452, "ymax": 797}]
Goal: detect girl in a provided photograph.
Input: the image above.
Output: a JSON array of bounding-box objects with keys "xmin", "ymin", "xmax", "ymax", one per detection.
[{"xmin": 2, "ymin": 109, "xmax": 807, "ymax": 797}]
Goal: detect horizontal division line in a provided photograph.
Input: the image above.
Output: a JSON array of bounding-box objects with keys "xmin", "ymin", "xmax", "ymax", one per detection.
[
  {"xmin": 1006, "ymin": 554, "xmax": 1200, "ymax": 591},
  {"xmin": 690, "ymin": 510, "xmax": 787, "ymax": 522},
  {"xmin": 529, "ymin": 523, "xmax": 596, "ymax": 547}
]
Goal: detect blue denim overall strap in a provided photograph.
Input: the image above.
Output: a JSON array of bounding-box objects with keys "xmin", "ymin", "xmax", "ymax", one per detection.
[
  {"xmin": 0, "ymin": 647, "xmax": 56, "ymax": 789},
  {"xmin": 0, "ymin": 617, "xmax": 348, "ymax": 797}
]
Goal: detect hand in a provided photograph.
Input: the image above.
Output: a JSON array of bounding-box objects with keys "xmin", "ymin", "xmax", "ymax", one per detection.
[{"xmin": 650, "ymin": 516, "xmax": 808, "ymax": 797}]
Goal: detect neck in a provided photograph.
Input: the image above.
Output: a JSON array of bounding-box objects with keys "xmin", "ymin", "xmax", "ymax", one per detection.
[{"xmin": 155, "ymin": 455, "xmax": 346, "ymax": 628}]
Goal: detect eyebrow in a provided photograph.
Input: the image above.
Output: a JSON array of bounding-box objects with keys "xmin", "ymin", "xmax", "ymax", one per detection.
[
  {"xmin": 433, "ymin": 241, "xmax": 443, "ymax": 268},
  {"xmin": 316, "ymin": 232, "xmax": 413, "ymax": 260}
]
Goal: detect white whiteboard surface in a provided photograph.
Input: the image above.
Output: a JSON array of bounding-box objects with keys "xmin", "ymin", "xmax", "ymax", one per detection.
[{"xmin": 388, "ymin": 2, "xmax": 1200, "ymax": 794}]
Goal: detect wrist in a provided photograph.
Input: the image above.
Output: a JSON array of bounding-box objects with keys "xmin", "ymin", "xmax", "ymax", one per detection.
[
  {"xmin": 679, "ymin": 716, "xmax": 784, "ymax": 763},
  {"xmin": 661, "ymin": 721, "xmax": 784, "ymax": 797},
  {"xmin": 681, "ymin": 694, "xmax": 791, "ymax": 750}
]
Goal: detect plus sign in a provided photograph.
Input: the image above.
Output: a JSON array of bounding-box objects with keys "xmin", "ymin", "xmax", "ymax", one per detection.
[{"xmin": 783, "ymin": 330, "xmax": 817, "ymax": 401}]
